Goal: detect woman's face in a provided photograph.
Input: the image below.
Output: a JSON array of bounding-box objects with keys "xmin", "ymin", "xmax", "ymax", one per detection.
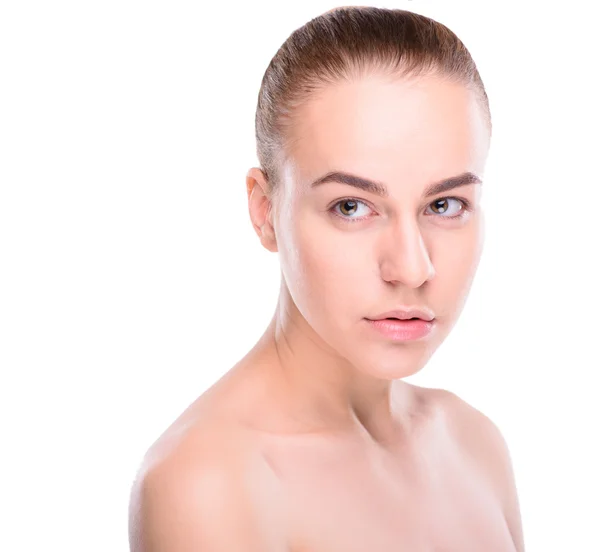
[{"xmin": 271, "ymin": 73, "xmax": 490, "ymax": 380}]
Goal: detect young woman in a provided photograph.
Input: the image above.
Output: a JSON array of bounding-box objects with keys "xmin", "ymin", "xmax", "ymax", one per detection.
[{"xmin": 130, "ymin": 7, "xmax": 524, "ymax": 551}]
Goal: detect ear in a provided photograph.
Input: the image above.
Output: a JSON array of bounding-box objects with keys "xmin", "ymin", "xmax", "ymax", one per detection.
[{"xmin": 246, "ymin": 167, "xmax": 278, "ymax": 253}]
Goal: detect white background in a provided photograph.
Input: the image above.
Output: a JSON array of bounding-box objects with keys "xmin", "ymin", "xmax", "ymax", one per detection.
[{"xmin": 1, "ymin": 1, "xmax": 598, "ymax": 550}]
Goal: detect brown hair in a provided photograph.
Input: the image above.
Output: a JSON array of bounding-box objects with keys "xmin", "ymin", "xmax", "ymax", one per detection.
[{"xmin": 254, "ymin": 6, "xmax": 491, "ymax": 202}]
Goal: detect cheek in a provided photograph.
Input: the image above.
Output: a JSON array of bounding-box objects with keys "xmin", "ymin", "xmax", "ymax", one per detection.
[
  {"xmin": 297, "ymin": 225, "xmax": 359, "ymax": 289},
  {"xmin": 286, "ymin": 219, "xmax": 370, "ymax": 316},
  {"xmin": 433, "ymin": 223, "xmax": 483, "ymax": 295}
]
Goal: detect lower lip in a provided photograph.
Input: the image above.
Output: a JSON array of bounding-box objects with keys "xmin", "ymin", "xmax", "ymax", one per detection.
[{"xmin": 365, "ymin": 318, "xmax": 435, "ymax": 341}]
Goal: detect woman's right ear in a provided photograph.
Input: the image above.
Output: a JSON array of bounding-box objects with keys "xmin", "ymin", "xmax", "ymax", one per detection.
[{"xmin": 246, "ymin": 167, "xmax": 278, "ymax": 253}]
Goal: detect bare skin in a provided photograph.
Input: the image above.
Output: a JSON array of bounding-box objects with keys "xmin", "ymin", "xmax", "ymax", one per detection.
[{"xmin": 129, "ymin": 73, "xmax": 525, "ymax": 551}]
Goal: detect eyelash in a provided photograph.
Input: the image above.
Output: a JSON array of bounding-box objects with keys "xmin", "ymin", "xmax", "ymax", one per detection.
[{"xmin": 329, "ymin": 196, "xmax": 472, "ymax": 223}]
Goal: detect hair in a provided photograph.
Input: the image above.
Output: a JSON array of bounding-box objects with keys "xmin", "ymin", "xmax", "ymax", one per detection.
[{"xmin": 254, "ymin": 6, "xmax": 491, "ymax": 204}]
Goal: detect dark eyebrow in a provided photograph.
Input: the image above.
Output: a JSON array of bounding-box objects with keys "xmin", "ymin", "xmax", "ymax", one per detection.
[{"xmin": 309, "ymin": 170, "xmax": 482, "ymax": 198}]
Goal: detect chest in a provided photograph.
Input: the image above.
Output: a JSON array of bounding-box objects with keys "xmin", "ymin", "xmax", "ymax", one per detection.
[
  {"xmin": 289, "ymin": 469, "xmax": 514, "ymax": 551},
  {"xmin": 263, "ymin": 435, "xmax": 516, "ymax": 552}
]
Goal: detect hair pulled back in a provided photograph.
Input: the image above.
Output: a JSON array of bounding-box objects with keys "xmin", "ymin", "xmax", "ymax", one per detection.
[{"xmin": 254, "ymin": 6, "xmax": 491, "ymax": 201}]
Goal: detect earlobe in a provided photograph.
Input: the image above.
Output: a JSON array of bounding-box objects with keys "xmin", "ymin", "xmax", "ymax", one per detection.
[
  {"xmin": 259, "ymin": 200, "xmax": 278, "ymax": 253},
  {"xmin": 260, "ymin": 223, "xmax": 278, "ymax": 253}
]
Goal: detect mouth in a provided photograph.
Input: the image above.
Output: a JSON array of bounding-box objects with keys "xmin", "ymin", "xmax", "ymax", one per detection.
[
  {"xmin": 364, "ymin": 316, "xmax": 435, "ymax": 340},
  {"xmin": 367, "ymin": 307, "xmax": 435, "ymax": 322},
  {"xmin": 385, "ymin": 317, "xmax": 419, "ymax": 320},
  {"xmin": 366, "ymin": 316, "xmax": 432, "ymax": 322}
]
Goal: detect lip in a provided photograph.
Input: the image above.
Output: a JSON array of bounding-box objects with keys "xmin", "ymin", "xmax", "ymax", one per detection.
[
  {"xmin": 365, "ymin": 317, "xmax": 435, "ymax": 341},
  {"xmin": 367, "ymin": 307, "xmax": 435, "ymax": 322}
]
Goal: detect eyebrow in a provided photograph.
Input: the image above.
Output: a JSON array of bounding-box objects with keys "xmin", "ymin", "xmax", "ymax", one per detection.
[{"xmin": 309, "ymin": 170, "xmax": 482, "ymax": 198}]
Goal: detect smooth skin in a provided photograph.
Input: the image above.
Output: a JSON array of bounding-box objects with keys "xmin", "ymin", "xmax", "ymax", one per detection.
[{"xmin": 129, "ymin": 73, "xmax": 525, "ymax": 551}]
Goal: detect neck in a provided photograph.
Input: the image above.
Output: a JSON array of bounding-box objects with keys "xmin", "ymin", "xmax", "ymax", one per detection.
[{"xmin": 247, "ymin": 281, "xmax": 415, "ymax": 446}]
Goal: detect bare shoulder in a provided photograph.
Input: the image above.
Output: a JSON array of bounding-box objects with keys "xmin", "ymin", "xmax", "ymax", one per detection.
[
  {"xmin": 431, "ymin": 388, "xmax": 509, "ymax": 458},
  {"xmin": 429, "ymin": 387, "xmax": 525, "ymax": 552},
  {"xmin": 428, "ymin": 387, "xmax": 514, "ymax": 486},
  {"xmin": 128, "ymin": 415, "xmax": 287, "ymax": 552}
]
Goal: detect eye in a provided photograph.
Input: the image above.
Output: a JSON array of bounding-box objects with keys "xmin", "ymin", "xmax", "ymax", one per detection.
[
  {"xmin": 330, "ymin": 198, "xmax": 373, "ymax": 221},
  {"xmin": 425, "ymin": 197, "xmax": 470, "ymax": 220}
]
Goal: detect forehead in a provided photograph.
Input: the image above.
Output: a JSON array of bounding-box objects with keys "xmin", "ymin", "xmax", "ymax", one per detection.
[{"xmin": 284, "ymin": 74, "xmax": 490, "ymax": 189}]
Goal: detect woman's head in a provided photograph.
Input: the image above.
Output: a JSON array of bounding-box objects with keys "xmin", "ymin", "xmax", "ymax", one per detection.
[{"xmin": 247, "ymin": 7, "xmax": 491, "ymax": 381}]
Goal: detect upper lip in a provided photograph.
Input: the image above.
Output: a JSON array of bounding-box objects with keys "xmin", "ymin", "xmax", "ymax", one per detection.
[{"xmin": 367, "ymin": 307, "xmax": 435, "ymax": 322}]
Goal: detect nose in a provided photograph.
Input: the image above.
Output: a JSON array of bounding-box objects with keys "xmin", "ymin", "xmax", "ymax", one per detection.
[{"xmin": 378, "ymin": 219, "xmax": 435, "ymax": 288}]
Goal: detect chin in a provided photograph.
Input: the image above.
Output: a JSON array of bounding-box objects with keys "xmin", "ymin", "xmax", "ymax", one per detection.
[{"xmin": 355, "ymin": 354, "xmax": 431, "ymax": 381}]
